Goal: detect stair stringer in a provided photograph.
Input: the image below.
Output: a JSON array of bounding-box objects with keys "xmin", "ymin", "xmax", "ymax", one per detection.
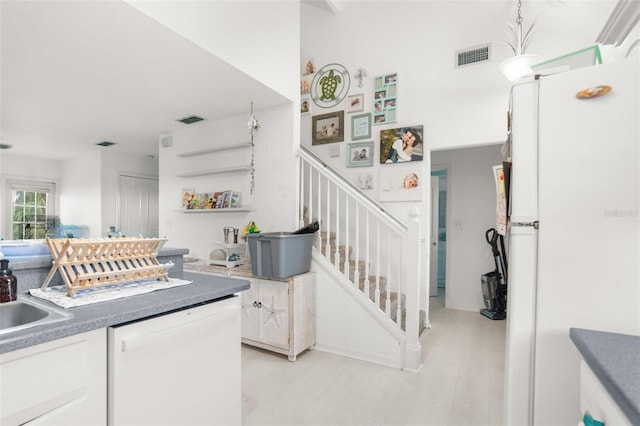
[{"xmin": 310, "ymin": 251, "xmax": 406, "ymax": 369}]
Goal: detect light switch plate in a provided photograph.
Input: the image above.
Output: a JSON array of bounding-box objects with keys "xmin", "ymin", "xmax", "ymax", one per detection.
[{"xmin": 329, "ymin": 145, "xmax": 340, "ymax": 157}]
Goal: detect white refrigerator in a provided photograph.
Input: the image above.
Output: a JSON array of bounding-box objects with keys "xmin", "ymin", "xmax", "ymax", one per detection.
[{"xmin": 504, "ymin": 55, "xmax": 639, "ymax": 426}]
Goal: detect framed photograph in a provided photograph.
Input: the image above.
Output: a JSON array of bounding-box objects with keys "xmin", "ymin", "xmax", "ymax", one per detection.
[
  {"xmin": 357, "ymin": 172, "xmax": 374, "ymax": 190},
  {"xmin": 373, "ymin": 72, "xmax": 398, "ymax": 125},
  {"xmin": 311, "ymin": 111, "xmax": 344, "ymax": 145},
  {"xmin": 347, "ymin": 141, "xmax": 374, "ymax": 167},
  {"xmin": 379, "ymin": 125, "xmax": 424, "ymax": 164},
  {"xmin": 300, "ymin": 77, "xmax": 311, "ymax": 95},
  {"xmin": 301, "ymin": 97, "xmax": 310, "ymax": 115},
  {"xmin": 351, "ymin": 113, "xmax": 371, "ymax": 140},
  {"xmin": 347, "ymin": 93, "xmax": 364, "ymax": 113},
  {"xmin": 302, "ymin": 58, "xmax": 315, "ymax": 76},
  {"xmin": 379, "ymin": 164, "xmax": 422, "ymax": 202}
]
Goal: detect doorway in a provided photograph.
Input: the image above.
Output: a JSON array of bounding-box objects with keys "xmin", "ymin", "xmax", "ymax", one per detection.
[
  {"xmin": 118, "ymin": 174, "xmax": 159, "ymax": 238},
  {"xmin": 430, "ymin": 169, "xmax": 447, "ymax": 305}
]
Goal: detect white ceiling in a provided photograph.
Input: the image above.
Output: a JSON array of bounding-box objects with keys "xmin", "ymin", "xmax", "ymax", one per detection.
[
  {"xmin": 0, "ymin": 0, "xmax": 289, "ymax": 161},
  {"xmin": 1, "ymin": 0, "xmax": 620, "ymax": 161}
]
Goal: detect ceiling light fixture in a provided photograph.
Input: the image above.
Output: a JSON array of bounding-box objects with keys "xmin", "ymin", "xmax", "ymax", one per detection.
[{"xmin": 498, "ymin": 0, "xmax": 542, "ymax": 82}]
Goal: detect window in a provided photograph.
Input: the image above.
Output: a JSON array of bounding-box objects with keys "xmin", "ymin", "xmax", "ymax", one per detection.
[{"xmin": 6, "ymin": 180, "xmax": 57, "ymax": 240}]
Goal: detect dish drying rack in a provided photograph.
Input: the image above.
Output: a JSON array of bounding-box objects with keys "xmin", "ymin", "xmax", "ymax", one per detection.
[{"xmin": 41, "ymin": 236, "xmax": 172, "ymax": 298}]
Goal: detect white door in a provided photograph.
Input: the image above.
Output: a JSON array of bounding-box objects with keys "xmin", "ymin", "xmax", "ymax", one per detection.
[
  {"xmin": 118, "ymin": 175, "xmax": 159, "ymax": 237},
  {"xmin": 429, "ymin": 176, "xmax": 439, "ymax": 297}
]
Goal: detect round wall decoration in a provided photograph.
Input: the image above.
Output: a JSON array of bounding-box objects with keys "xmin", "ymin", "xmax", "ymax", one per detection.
[{"xmin": 310, "ymin": 63, "xmax": 350, "ymax": 108}]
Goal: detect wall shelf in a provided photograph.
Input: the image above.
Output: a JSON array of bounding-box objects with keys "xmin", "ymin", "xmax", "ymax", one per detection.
[
  {"xmin": 175, "ymin": 165, "xmax": 251, "ymax": 178},
  {"xmin": 176, "ymin": 142, "xmax": 252, "ymax": 158},
  {"xmin": 178, "ymin": 207, "xmax": 252, "ymax": 213}
]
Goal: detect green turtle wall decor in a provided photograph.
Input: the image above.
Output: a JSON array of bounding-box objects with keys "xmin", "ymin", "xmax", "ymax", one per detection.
[{"xmin": 310, "ymin": 63, "xmax": 350, "ymax": 108}]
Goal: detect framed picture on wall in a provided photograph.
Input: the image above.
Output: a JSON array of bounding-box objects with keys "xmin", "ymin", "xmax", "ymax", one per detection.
[
  {"xmin": 311, "ymin": 111, "xmax": 344, "ymax": 145},
  {"xmin": 379, "ymin": 125, "xmax": 424, "ymax": 164},
  {"xmin": 351, "ymin": 113, "xmax": 371, "ymax": 140},
  {"xmin": 347, "ymin": 93, "xmax": 364, "ymax": 113},
  {"xmin": 347, "ymin": 141, "xmax": 374, "ymax": 167},
  {"xmin": 372, "ymin": 73, "xmax": 397, "ymax": 125},
  {"xmin": 301, "ymin": 98, "xmax": 310, "ymax": 115},
  {"xmin": 379, "ymin": 163, "xmax": 422, "ymax": 202}
]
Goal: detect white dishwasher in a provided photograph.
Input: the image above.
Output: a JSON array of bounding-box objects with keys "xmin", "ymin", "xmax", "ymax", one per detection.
[{"xmin": 108, "ymin": 296, "xmax": 241, "ymax": 426}]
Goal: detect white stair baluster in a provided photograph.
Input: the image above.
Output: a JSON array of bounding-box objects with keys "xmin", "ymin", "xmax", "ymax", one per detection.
[
  {"xmin": 374, "ymin": 219, "xmax": 380, "ymax": 308},
  {"xmin": 344, "ymin": 196, "xmax": 350, "ymax": 280},
  {"xmin": 353, "ymin": 203, "xmax": 360, "ymax": 286},
  {"xmin": 334, "ymin": 186, "xmax": 340, "ymax": 267}
]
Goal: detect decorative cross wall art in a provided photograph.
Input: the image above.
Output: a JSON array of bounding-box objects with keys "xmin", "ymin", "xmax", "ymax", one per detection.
[
  {"xmin": 373, "ymin": 73, "xmax": 397, "ymax": 125},
  {"xmin": 311, "ymin": 63, "xmax": 351, "ymax": 108}
]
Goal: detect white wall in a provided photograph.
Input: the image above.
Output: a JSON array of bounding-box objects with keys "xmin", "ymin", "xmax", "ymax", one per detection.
[
  {"xmin": 129, "ymin": 0, "xmax": 301, "ymax": 255},
  {"xmin": 159, "ymin": 104, "xmax": 295, "ymax": 258},
  {"xmin": 432, "ymin": 144, "xmax": 504, "ymax": 311},
  {"xmin": 125, "ymin": 0, "xmax": 300, "ymax": 103}
]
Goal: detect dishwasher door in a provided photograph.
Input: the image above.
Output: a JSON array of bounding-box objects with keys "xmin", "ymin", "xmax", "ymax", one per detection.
[{"xmin": 108, "ymin": 296, "xmax": 240, "ymax": 426}]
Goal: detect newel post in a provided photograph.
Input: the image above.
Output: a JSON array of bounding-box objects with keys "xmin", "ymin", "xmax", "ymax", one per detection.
[{"xmin": 403, "ymin": 206, "xmax": 422, "ymax": 372}]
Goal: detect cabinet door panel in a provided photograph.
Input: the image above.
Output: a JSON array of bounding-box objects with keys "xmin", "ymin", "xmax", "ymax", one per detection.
[
  {"xmin": 241, "ymin": 281, "xmax": 259, "ymax": 341},
  {"xmin": 256, "ymin": 279, "xmax": 289, "ymax": 349},
  {"xmin": 0, "ymin": 329, "xmax": 106, "ymax": 426}
]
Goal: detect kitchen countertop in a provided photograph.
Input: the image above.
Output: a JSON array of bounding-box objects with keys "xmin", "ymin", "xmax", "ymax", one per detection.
[
  {"xmin": 0, "ymin": 271, "xmax": 250, "ymax": 354},
  {"xmin": 570, "ymin": 328, "xmax": 640, "ymax": 425}
]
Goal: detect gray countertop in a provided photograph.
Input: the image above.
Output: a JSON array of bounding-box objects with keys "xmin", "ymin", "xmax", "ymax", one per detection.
[
  {"xmin": 0, "ymin": 271, "xmax": 250, "ymax": 354},
  {"xmin": 570, "ymin": 328, "xmax": 640, "ymax": 425}
]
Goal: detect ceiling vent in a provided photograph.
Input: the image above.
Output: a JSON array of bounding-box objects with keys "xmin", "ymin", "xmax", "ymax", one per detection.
[
  {"xmin": 456, "ymin": 44, "xmax": 491, "ymax": 68},
  {"xmin": 96, "ymin": 141, "xmax": 116, "ymax": 147},
  {"xmin": 176, "ymin": 115, "xmax": 205, "ymax": 125}
]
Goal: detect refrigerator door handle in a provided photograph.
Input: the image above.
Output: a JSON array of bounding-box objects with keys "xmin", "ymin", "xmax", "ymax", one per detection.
[{"xmin": 511, "ymin": 221, "xmax": 539, "ymax": 229}]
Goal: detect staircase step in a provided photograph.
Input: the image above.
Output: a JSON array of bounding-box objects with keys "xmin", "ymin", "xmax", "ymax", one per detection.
[{"xmin": 320, "ymin": 244, "xmax": 352, "ymax": 259}]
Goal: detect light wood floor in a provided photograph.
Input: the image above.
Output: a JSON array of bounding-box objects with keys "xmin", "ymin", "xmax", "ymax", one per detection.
[{"xmin": 242, "ymin": 293, "xmax": 506, "ymax": 426}]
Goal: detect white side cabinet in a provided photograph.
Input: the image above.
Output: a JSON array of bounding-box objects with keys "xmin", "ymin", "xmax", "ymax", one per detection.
[
  {"xmin": 240, "ymin": 272, "xmax": 315, "ymax": 361},
  {"xmin": 108, "ymin": 296, "xmax": 241, "ymax": 426},
  {"xmin": 579, "ymin": 361, "xmax": 631, "ymax": 426},
  {"xmin": 0, "ymin": 328, "xmax": 107, "ymax": 426}
]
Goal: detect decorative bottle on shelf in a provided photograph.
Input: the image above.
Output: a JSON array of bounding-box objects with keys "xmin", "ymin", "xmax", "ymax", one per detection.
[{"xmin": 0, "ymin": 259, "xmax": 18, "ymax": 303}]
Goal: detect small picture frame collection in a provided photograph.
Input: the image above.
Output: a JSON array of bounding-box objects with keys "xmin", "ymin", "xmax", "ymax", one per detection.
[
  {"xmin": 373, "ymin": 73, "xmax": 397, "ymax": 125},
  {"xmin": 303, "ymin": 61, "xmax": 422, "ymax": 191}
]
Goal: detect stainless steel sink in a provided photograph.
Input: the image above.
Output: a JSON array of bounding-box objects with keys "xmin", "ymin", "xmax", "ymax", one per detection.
[{"xmin": 0, "ymin": 298, "xmax": 73, "ymax": 336}]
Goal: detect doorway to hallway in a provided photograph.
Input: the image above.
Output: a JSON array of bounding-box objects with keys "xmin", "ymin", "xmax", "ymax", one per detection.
[{"xmin": 430, "ymin": 169, "xmax": 447, "ymax": 306}]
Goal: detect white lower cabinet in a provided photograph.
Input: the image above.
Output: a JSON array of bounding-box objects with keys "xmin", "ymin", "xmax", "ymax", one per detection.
[
  {"xmin": 240, "ymin": 272, "xmax": 315, "ymax": 361},
  {"xmin": 0, "ymin": 328, "xmax": 107, "ymax": 426},
  {"xmin": 579, "ymin": 361, "xmax": 631, "ymax": 425},
  {"xmin": 108, "ymin": 296, "xmax": 241, "ymax": 426}
]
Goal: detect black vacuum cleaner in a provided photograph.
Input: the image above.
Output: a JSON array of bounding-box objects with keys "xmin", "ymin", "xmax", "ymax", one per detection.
[{"xmin": 480, "ymin": 228, "xmax": 507, "ymax": 320}]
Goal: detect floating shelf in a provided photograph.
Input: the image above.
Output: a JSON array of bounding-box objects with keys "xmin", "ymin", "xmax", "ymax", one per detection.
[
  {"xmin": 176, "ymin": 142, "xmax": 252, "ymax": 158},
  {"xmin": 178, "ymin": 207, "xmax": 252, "ymax": 213},
  {"xmin": 175, "ymin": 165, "xmax": 251, "ymax": 178}
]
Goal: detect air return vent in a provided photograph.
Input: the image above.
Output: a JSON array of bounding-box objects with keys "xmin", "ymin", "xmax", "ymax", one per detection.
[
  {"xmin": 176, "ymin": 115, "xmax": 205, "ymax": 125},
  {"xmin": 456, "ymin": 44, "xmax": 491, "ymax": 68}
]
